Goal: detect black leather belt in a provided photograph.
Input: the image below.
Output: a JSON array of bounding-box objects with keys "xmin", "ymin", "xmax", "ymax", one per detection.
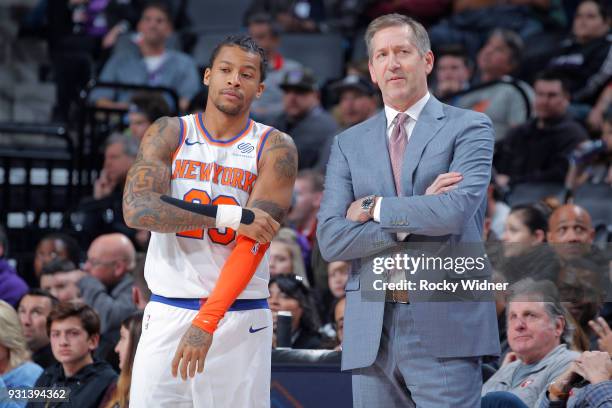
[{"xmin": 385, "ymin": 289, "xmax": 409, "ymax": 304}]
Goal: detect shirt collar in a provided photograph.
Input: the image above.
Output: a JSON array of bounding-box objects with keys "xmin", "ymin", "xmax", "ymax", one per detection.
[{"xmin": 384, "ymin": 92, "xmax": 431, "ymax": 130}]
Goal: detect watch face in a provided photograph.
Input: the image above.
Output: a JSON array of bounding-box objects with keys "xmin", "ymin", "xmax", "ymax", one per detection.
[{"xmin": 361, "ymin": 197, "xmax": 373, "ymax": 210}]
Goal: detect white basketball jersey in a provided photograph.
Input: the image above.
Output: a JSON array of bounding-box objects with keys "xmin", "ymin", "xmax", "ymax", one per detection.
[{"xmin": 145, "ymin": 113, "xmax": 275, "ymax": 299}]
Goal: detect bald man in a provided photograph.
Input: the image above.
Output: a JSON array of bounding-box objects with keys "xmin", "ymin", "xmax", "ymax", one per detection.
[
  {"xmin": 547, "ymin": 204, "xmax": 596, "ymax": 260},
  {"xmin": 65, "ymin": 233, "xmax": 137, "ymax": 334}
]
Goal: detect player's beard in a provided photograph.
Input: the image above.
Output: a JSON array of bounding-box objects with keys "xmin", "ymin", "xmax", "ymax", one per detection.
[{"xmin": 214, "ymin": 98, "xmax": 244, "ymax": 116}]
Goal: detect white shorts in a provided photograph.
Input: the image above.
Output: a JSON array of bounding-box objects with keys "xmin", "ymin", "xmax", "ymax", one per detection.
[{"xmin": 130, "ymin": 296, "xmax": 272, "ymax": 408}]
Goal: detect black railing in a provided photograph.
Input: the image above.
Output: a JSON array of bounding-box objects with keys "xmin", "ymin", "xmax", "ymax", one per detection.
[
  {"xmin": 0, "ymin": 122, "xmax": 74, "ymax": 226},
  {"xmin": 75, "ymin": 80, "xmax": 180, "ymax": 196}
]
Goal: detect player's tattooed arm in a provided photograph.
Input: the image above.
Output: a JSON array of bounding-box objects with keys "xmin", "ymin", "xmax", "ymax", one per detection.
[
  {"xmin": 247, "ymin": 130, "xmax": 298, "ymax": 223},
  {"xmin": 122, "ymin": 116, "xmax": 218, "ymax": 233}
]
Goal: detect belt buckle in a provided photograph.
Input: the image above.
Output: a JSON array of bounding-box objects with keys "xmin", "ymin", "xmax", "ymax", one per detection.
[
  {"xmin": 386, "ymin": 289, "xmax": 409, "ymax": 304},
  {"xmin": 393, "ymin": 289, "xmax": 409, "ymax": 304}
]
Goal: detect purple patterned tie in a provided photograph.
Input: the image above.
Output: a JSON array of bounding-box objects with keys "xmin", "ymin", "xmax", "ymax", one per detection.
[{"xmin": 389, "ymin": 113, "xmax": 409, "ymax": 195}]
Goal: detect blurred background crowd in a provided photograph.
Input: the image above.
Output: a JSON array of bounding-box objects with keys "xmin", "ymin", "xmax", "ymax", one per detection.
[{"xmin": 0, "ymin": 0, "xmax": 611, "ymax": 407}]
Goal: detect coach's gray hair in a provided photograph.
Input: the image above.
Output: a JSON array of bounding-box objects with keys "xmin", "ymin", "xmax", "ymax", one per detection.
[
  {"xmin": 365, "ymin": 13, "xmax": 431, "ymax": 60},
  {"xmin": 507, "ymin": 278, "xmax": 574, "ymax": 345},
  {"xmin": 105, "ymin": 132, "xmax": 139, "ymax": 158}
]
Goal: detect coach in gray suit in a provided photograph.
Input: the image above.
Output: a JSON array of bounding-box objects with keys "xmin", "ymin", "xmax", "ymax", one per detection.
[{"xmin": 317, "ymin": 14, "xmax": 500, "ymax": 407}]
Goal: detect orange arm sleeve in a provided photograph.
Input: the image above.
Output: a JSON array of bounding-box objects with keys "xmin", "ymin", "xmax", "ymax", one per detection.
[{"xmin": 192, "ymin": 235, "xmax": 269, "ymax": 334}]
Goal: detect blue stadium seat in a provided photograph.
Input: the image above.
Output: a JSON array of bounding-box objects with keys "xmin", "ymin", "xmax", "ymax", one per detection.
[
  {"xmin": 278, "ymin": 33, "xmax": 346, "ymax": 85},
  {"xmin": 186, "ymin": 0, "xmax": 250, "ymax": 31}
]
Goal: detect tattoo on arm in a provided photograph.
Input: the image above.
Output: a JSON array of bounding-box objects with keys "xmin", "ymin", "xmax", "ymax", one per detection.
[
  {"xmin": 251, "ymin": 200, "xmax": 287, "ymax": 224},
  {"xmin": 265, "ymin": 132, "xmax": 298, "ymax": 180},
  {"xmin": 185, "ymin": 325, "xmax": 206, "ymax": 346},
  {"xmin": 250, "ymin": 131, "xmax": 297, "ymax": 224},
  {"xmin": 123, "ymin": 117, "xmax": 218, "ymax": 233}
]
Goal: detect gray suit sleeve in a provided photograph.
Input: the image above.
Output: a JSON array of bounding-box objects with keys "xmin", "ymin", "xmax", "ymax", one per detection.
[
  {"xmin": 379, "ymin": 115, "xmax": 494, "ymax": 236},
  {"xmin": 78, "ymin": 275, "xmax": 136, "ymax": 333},
  {"xmin": 317, "ymin": 136, "xmax": 397, "ymax": 262}
]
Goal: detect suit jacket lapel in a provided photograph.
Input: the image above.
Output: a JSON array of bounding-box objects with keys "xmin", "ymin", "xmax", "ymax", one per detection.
[
  {"xmin": 366, "ymin": 111, "xmax": 397, "ymax": 197},
  {"xmin": 402, "ymin": 96, "xmax": 446, "ymax": 196}
]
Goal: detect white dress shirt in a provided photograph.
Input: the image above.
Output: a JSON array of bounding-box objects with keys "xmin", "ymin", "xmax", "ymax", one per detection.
[{"xmin": 373, "ymin": 92, "xmax": 431, "ymax": 240}]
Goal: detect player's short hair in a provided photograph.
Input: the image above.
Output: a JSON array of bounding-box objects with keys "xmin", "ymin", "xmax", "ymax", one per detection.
[
  {"xmin": 209, "ymin": 35, "xmax": 268, "ymax": 83},
  {"xmin": 47, "ymin": 301, "xmax": 101, "ymax": 338},
  {"xmin": 365, "ymin": 13, "xmax": 431, "ymax": 59}
]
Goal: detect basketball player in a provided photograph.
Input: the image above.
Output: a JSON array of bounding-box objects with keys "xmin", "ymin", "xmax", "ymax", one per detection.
[{"xmin": 123, "ymin": 35, "xmax": 297, "ymax": 407}]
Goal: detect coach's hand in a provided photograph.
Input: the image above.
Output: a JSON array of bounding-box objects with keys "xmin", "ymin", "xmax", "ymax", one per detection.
[
  {"xmin": 425, "ymin": 172, "xmax": 462, "ymax": 195},
  {"xmin": 171, "ymin": 325, "xmax": 213, "ymax": 380},
  {"xmin": 238, "ymin": 207, "xmax": 280, "ymax": 243}
]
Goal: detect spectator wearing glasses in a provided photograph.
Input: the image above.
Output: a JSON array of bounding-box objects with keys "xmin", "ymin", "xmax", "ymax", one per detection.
[{"xmin": 62, "ymin": 233, "xmax": 137, "ymax": 336}]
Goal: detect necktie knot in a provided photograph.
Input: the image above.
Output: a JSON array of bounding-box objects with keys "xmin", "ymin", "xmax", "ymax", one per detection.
[{"xmin": 396, "ymin": 112, "xmax": 409, "ymax": 126}]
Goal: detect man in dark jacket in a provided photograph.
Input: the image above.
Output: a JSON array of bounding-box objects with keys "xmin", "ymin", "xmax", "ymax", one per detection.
[
  {"xmin": 271, "ymin": 67, "xmax": 339, "ymax": 170},
  {"xmin": 494, "ymin": 70, "xmax": 588, "ymax": 188},
  {"xmin": 27, "ymin": 302, "xmax": 116, "ymax": 408}
]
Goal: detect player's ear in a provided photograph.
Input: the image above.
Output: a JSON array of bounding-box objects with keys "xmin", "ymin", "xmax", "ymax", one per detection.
[
  {"xmin": 203, "ymin": 68, "xmax": 211, "ymax": 86},
  {"xmin": 256, "ymin": 81, "xmax": 265, "ymax": 99}
]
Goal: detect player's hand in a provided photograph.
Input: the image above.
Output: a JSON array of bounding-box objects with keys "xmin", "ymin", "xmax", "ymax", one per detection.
[
  {"xmin": 237, "ymin": 208, "xmax": 280, "ymax": 243},
  {"xmin": 171, "ymin": 324, "xmax": 213, "ymax": 380},
  {"xmin": 425, "ymin": 172, "xmax": 463, "ymax": 195}
]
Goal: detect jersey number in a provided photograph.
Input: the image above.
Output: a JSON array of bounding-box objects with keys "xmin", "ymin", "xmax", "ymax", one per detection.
[{"xmin": 176, "ymin": 189, "xmax": 238, "ymax": 245}]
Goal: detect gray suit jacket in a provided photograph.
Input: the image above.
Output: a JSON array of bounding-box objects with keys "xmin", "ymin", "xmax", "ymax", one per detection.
[{"xmin": 317, "ymin": 96, "xmax": 501, "ymax": 371}]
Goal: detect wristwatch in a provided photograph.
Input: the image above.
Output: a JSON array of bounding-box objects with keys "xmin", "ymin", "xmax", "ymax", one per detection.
[{"xmin": 360, "ymin": 195, "xmax": 377, "ymax": 218}]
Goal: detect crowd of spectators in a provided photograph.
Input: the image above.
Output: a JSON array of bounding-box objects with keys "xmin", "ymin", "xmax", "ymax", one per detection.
[{"xmin": 0, "ymin": 0, "xmax": 611, "ymax": 406}]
